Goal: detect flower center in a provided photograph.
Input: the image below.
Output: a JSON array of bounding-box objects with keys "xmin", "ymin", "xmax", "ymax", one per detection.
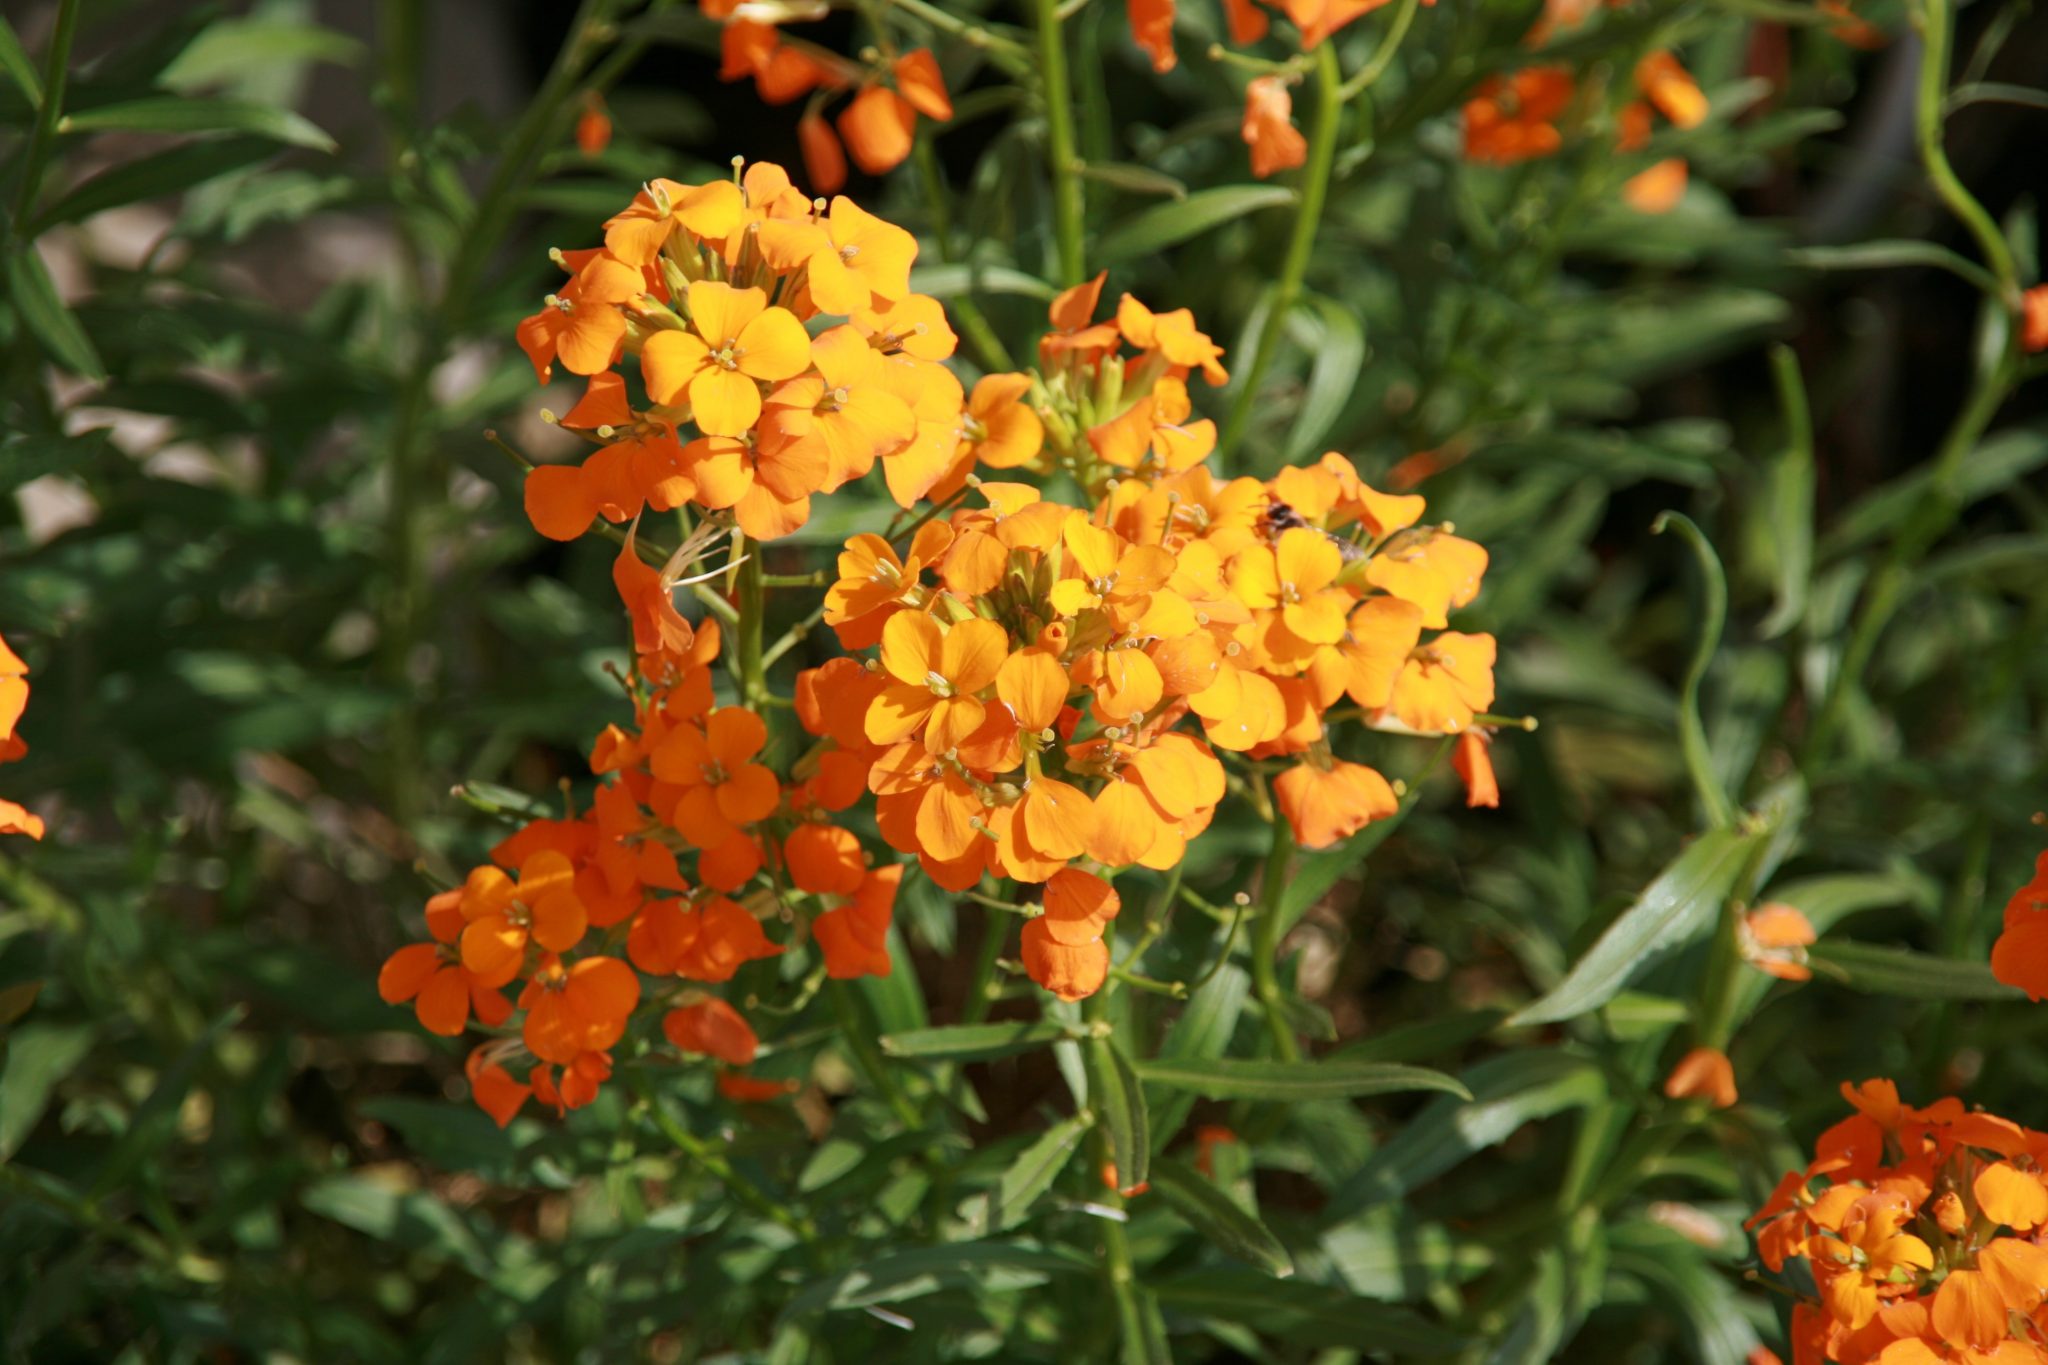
[{"xmin": 926, "ymin": 670, "xmax": 953, "ymax": 698}]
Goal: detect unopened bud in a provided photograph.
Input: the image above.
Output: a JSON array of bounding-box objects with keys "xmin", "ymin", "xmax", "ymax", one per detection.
[{"xmin": 1933, "ymin": 1191, "xmax": 1967, "ymax": 1236}]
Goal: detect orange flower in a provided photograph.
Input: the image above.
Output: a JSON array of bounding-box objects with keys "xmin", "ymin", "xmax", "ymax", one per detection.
[
  {"xmin": 867, "ymin": 611, "xmax": 1009, "ymax": 751},
  {"xmin": 1232, "ymin": 527, "xmax": 1355, "ymax": 645},
  {"xmin": 458, "ymin": 855, "xmax": 589, "ymax": 987},
  {"xmin": 663, "ymin": 997, "xmax": 760, "ymax": 1066},
  {"xmin": 1636, "ymin": 52, "xmax": 1707, "ymax": 129},
  {"xmin": 1272, "ymin": 0, "xmax": 1390, "ymax": 50},
  {"xmin": 825, "ymin": 521, "xmax": 950, "ymax": 628},
  {"xmin": 379, "ymin": 889, "xmax": 515, "ymax": 1036},
  {"xmin": 575, "ymin": 92, "xmax": 612, "ymax": 155},
  {"xmin": 1463, "ymin": 67, "xmax": 1574, "ymax": 165},
  {"xmin": 1223, "ymin": 0, "xmax": 1269, "ymax": 44},
  {"xmin": 798, "ymin": 110, "xmax": 847, "ymax": 194},
  {"xmin": 756, "ymin": 196, "xmax": 919, "ymax": 317},
  {"xmin": 1664, "ymin": 1046, "xmax": 1737, "ymax": 1109},
  {"xmin": 891, "ymin": 49, "xmax": 954, "ymax": 121},
  {"xmin": 760, "ymin": 326, "xmax": 917, "ymax": 489},
  {"xmin": 649, "ymin": 707, "xmax": 782, "ymax": 848},
  {"xmin": 467, "ymin": 1047, "xmax": 533, "ymax": 1128},
  {"xmin": 641, "ymin": 281, "xmax": 813, "ymax": 437},
  {"xmin": 1021, "ymin": 869, "xmax": 1120, "ymax": 1000},
  {"xmin": 959, "ymin": 373, "xmax": 1045, "ymax": 471},
  {"xmin": 1115, "ymin": 296, "xmax": 1229, "ymax": 386},
  {"xmin": 519, "ymin": 954, "xmax": 640, "ymax": 1065},
  {"xmin": 1990, "ymin": 851, "xmax": 2048, "ymax": 1000},
  {"xmin": 1243, "ymin": 77, "xmax": 1307, "ymax": 179},
  {"xmin": 1384, "ymin": 632, "xmax": 1497, "ymax": 734},
  {"xmin": 2026, "ymin": 285, "xmax": 2048, "ymax": 354},
  {"xmin": 1274, "ymin": 759, "xmax": 1396, "ymax": 848},
  {"xmin": 838, "ymin": 84, "xmax": 916, "ymax": 175},
  {"xmin": 1623, "ymin": 158, "xmax": 1688, "ymax": 214},
  {"xmin": 1452, "ymin": 730, "xmax": 1499, "ymax": 809},
  {"xmin": 1742, "ymin": 903, "xmax": 1817, "ymax": 982},
  {"xmin": 811, "ymin": 863, "xmax": 902, "ymax": 978},
  {"xmin": 0, "ymin": 633, "xmax": 41, "ymax": 841},
  {"xmin": 516, "ymin": 251, "xmax": 645, "ymax": 382},
  {"xmin": 1128, "ymin": 0, "xmax": 1177, "ymax": 72}
]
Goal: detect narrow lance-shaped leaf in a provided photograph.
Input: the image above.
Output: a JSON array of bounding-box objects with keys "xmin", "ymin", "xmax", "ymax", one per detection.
[
  {"xmin": 58, "ymin": 97, "xmax": 337, "ymax": 152},
  {"xmin": 1150, "ymin": 1159, "xmax": 1292, "ymax": 1277},
  {"xmin": 1134, "ymin": 1057, "xmax": 1470, "ymax": 1103},
  {"xmin": 991, "ymin": 1112, "xmax": 1091, "ymax": 1230},
  {"xmin": 1508, "ymin": 826, "xmax": 1760, "ymax": 1027},
  {"xmin": 1324, "ymin": 1051, "xmax": 1607, "ymax": 1223},
  {"xmin": 881, "ymin": 1020, "xmax": 1076, "ymax": 1063},
  {"xmin": 5, "ymin": 248, "xmax": 105, "ymax": 380},
  {"xmin": 1092, "ymin": 1037, "xmax": 1149, "ymax": 1193},
  {"xmin": 1807, "ymin": 941, "xmax": 2023, "ymax": 1001},
  {"xmin": 1096, "ymin": 185, "xmax": 1297, "ymax": 264}
]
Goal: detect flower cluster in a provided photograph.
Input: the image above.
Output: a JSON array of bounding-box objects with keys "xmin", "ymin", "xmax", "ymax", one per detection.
[
  {"xmin": 697, "ymin": 0, "xmax": 953, "ymax": 191},
  {"xmin": 1748, "ymin": 1080, "xmax": 2048, "ymax": 1363},
  {"xmin": 1462, "ymin": 46, "xmax": 1707, "ymax": 214},
  {"xmin": 0, "ymin": 632, "xmax": 40, "ymax": 840},
  {"xmin": 383, "ymin": 161, "xmax": 1504, "ymax": 1125}
]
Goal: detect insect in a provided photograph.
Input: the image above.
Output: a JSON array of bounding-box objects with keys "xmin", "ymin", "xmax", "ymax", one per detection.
[{"xmin": 1261, "ymin": 500, "xmax": 1365, "ymax": 563}]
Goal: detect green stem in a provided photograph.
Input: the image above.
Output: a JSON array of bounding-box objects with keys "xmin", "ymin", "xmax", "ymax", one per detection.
[
  {"xmin": 10, "ymin": 0, "xmax": 80, "ymax": 233},
  {"xmin": 830, "ymin": 980, "xmax": 923, "ymax": 1130},
  {"xmin": 1338, "ymin": 0, "xmax": 1420, "ymax": 100},
  {"xmin": 1911, "ymin": 0, "xmax": 2021, "ymax": 307},
  {"xmin": 1249, "ymin": 813, "xmax": 1301, "ymax": 1061},
  {"xmin": 1220, "ymin": 40, "xmax": 1343, "ymax": 462},
  {"xmin": 912, "ymin": 135, "xmax": 1016, "ymax": 373},
  {"xmin": 733, "ymin": 536, "xmax": 767, "ymax": 707},
  {"xmin": 1650, "ymin": 513, "xmax": 1736, "ymax": 830},
  {"xmin": 962, "ymin": 903, "xmax": 1010, "ymax": 1024},
  {"xmin": 1081, "ymin": 991, "xmax": 1146, "ymax": 1350},
  {"xmin": 627, "ymin": 1070, "xmax": 818, "ymax": 1242},
  {"xmin": 1031, "ymin": 0, "xmax": 1086, "ymax": 286}
]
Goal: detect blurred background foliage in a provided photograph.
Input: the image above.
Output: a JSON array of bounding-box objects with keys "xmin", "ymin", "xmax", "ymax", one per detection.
[{"xmin": 1, "ymin": 0, "xmax": 2046, "ymax": 1360}]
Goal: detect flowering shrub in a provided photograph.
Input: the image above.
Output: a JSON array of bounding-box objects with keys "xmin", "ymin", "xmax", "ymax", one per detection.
[{"xmin": 3, "ymin": 0, "xmax": 2047, "ymax": 1359}]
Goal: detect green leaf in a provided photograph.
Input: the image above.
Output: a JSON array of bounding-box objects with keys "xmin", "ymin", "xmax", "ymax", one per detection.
[
  {"xmin": 59, "ymin": 97, "xmax": 336, "ymax": 153},
  {"xmin": 990, "ymin": 1112, "xmax": 1090, "ymax": 1230},
  {"xmin": 879, "ymin": 1020, "xmax": 1074, "ymax": 1062},
  {"xmin": 1150, "ymin": 1159, "xmax": 1292, "ymax": 1276},
  {"xmin": 1097, "ymin": 185, "xmax": 1296, "ymax": 264},
  {"xmin": 907, "ymin": 262, "xmax": 1057, "ymax": 300},
  {"xmin": 1282, "ymin": 295, "xmax": 1367, "ymax": 463},
  {"xmin": 1092, "ymin": 1039, "xmax": 1149, "ymax": 1194},
  {"xmin": 1152, "ymin": 1270, "xmax": 1468, "ymax": 1353},
  {"xmin": 1807, "ymin": 941, "xmax": 2022, "ymax": 1001},
  {"xmin": 0, "ymin": 14, "xmax": 41, "ymax": 106},
  {"xmin": 1508, "ymin": 827, "xmax": 1761, "ymax": 1026},
  {"xmin": 1756, "ymin": 344, "xmax": 1815, "ymax": 638},
  {"xmin": 1763, "ymin": 871, "xmax": 1937, "ymax": 934},
  {"xmin": 1150, "ymin": 963, "xmax": 1248, "ymax": 1147},
  {"xmin": 5, "ymin": 248, "xmax": 105, "ymax": 380},
  {"xmin": 782, "ymin": 1242, "xmax": 1085, "ymax": 1317},
  {"xmin": 1826, "ymin": 429, "xmax": 2048, "ymax": 557},
  {"xmin": 1610, "ymin": 1223, "xmax": 1763, "ymax": 1365},
  {"xmin": 1132, "ymin": 1057, "xmax": 1469, "ymax": 1103},
  {"xmin": 301, "ymin": 1174, "xmax": 493, "ymax": 1276},
  {"xmin": 1324, "ymin": 1051, "xmax": 1606, "ymax": 1221},
  {"xmin": 0, "ymin": 1021, "xmax": 94, "ymax": 1161},
  {"xmin": 1787, "ymin": 240, "xmax": 1999, "ymax": 293},
  {"xmin": 34, "ymin": 137, "xmax": 282, "ymax": 229},
  {"xmin": 159, "ymin": 19, "xmax": 364, "ymax": 91},
  {"xmin": 1323, "ymin": 1218, "xmax": 1493, "ymax": 1300},
  {"xmin": 1074, "ymin": 160, "xmax": 1188, "ymax": 199}
]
